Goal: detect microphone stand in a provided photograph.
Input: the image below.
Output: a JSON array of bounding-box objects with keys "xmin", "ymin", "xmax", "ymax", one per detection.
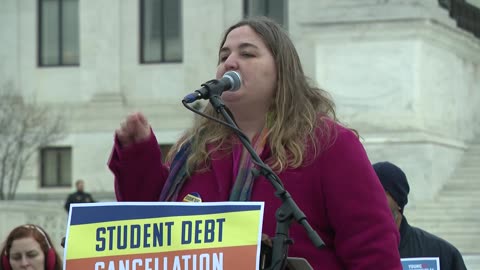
[{"xmin": 208, "ymin": 94, "xmax": 325, "ymax": 270}]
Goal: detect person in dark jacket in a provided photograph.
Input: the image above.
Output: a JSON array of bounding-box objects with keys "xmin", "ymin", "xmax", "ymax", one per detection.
[
  {"xmin": 373, "ymin": 161, "xmax": 467, "ymax": 270},
  {"xmin": 64, "ymin": 179, "xmax": 96, "ymax": 212}
]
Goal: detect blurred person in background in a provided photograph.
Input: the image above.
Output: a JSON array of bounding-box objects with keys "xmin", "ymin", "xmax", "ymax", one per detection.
[
  {"xmin": 64, "ymin": 179, "xmax": 96, "ymax": 213},
  {"xmin": 373, "ymin": 161, "xmax": 467, "ymax": 270}
]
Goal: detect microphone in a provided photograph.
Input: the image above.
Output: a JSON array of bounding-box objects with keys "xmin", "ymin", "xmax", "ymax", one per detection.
[{"xmin": 182, "ymin": 71, "xmax": 241, "ymax": 103}]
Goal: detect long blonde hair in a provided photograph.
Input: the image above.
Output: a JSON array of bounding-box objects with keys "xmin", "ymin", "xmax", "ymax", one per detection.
[{"xmin": 167, "ymin": 17, "xmax": 337, "ymax": 172}]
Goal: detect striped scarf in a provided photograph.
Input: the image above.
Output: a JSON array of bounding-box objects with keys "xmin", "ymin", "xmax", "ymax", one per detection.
[{"xmin": 159, "ymin": 128, "xmax": 269, "ymax": 202}]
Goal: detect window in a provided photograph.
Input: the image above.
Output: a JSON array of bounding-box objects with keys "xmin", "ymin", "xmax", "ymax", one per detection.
[
  {"xmin": 40, "ymin": 147, "xmax": 72, "ymax": 187},
  {"xmin": 140, "ymin": 0, "xmax": 183, "ymax": 63},
  {"xmin": 244, "ymin": 0, "xmax": 287, "ymax": 28},
  {"xmin": 38, "ymin": 0, "xmax": 79, "ymax": 66}
]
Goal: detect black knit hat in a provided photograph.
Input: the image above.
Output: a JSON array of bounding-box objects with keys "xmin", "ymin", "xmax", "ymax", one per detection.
[{"xmin": 372, "ymin": 161, "xmax": 410, "ymax": 213}]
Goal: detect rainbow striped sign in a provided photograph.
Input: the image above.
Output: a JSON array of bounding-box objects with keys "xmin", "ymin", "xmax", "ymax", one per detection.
[{"xmin": 63, "ymin": 202, "xmax": 264, "ymax": 270}]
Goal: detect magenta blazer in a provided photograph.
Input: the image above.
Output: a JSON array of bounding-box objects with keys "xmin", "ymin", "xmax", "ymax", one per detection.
[{"xmin": 108, "ymin": 122, "xmax": 402, "ymax": 269}]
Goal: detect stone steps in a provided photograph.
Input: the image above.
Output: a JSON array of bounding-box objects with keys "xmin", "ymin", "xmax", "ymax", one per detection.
[
  {"xmin": 407, "ymin": 142, "xmax": 480, "ymax": 255},
  {"xmin": 429, "ymin": 197, "xmax": 480, "ymax": 203},
  {"xmin": 405, "ymin": 226, "xmax": 480, "ymax": 235},
  {"xmin": 443, "ymin": 182, "xmax": 480, "ymax": 188},
  {"xmin": 409, "ymin": 207, "xmax": 480, "ymax": 215},
  {"xmin": 464, "ymin": 255, "xmax": 480, "ymax": 270}
]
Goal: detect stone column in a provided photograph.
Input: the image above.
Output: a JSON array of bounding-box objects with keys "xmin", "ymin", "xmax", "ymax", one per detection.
[{"xmin": 290, "ymin": 0, "xmax": 480, "ymax": 205}]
